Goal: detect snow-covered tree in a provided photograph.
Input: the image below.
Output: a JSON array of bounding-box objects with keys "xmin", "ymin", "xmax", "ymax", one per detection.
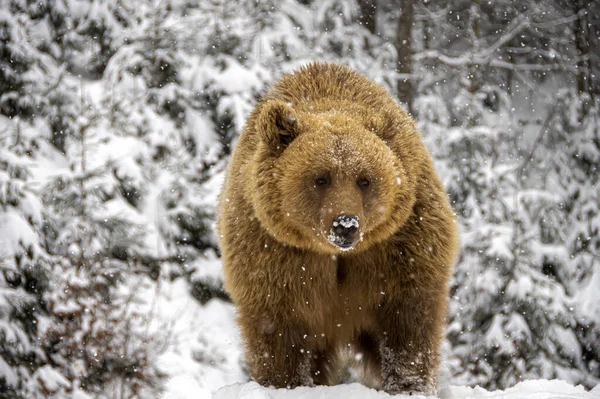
[
  {"xmin": 0, "ymin": 119, "xmax": 50, "ymax": 397},
  {"xmin": 534, "ymin": 90, "xmax": 600, "ymax": 382},
  {"xmin": 35, "ymin": 100, "xmax": 165, "ymax": 397},
  {"xmin": 411, "ymin": 0, "xmax": 599, "ymax": 388}
]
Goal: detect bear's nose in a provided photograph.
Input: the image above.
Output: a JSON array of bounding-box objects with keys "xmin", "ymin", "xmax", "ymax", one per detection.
[{"xmin": 332, "ymin": 214, "xmax": 359, "ymax": 238}]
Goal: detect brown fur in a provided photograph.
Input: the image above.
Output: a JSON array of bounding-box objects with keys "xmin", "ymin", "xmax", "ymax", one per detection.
[{"xmin": 217, "ymin": 63, "xmax": 459, "ymax": 395}]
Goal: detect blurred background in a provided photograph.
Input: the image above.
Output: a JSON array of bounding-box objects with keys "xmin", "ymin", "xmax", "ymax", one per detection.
[{"xmin": 0, "ymin": 0, "xmax": 599, "ymax": 398}]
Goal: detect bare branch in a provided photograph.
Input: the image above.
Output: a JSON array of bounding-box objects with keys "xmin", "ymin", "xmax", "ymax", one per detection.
[
  {"xmin": 530, "ymin": 8, "xmax": 586, "ymax": 29},
  {"xmin": 414, "ymin": 8, "xmax": 586, "ymax": 74}
]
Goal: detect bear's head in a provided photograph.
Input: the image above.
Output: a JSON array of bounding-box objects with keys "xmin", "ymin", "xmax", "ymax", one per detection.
[{"xmin": 247, "ymin": 100, "xmax": 420, "ymax": 255}]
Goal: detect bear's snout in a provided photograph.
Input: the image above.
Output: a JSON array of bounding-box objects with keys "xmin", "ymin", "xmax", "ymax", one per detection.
[{"xmin": 329, "ymin": 214, "xmax": 360, "ymax": 249}]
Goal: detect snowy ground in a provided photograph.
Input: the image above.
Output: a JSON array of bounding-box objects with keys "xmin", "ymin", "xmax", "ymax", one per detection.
[
  {"xmin": 151, "ymin": 278, "xmax": 246, "ymax": 399},
  {"xmin": 215, "ymin": 380, "xmax": 600, "ymax": 399},
  {"xmin": 151, "ymin": 278, "xmax": 600, "ymax": 399}
]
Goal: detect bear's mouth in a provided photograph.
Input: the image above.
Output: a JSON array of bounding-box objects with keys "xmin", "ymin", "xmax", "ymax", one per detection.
[
  {"xmin": 325, "ymin": 214, "xmax": 363, "ymax": 251},
  {"xmin": 327, "ymin": 231, "xmax": 359, "ymax": 251}
]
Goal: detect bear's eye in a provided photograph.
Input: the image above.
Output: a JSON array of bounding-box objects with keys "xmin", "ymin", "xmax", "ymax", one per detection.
[
  {"xmin": 357, "ymin": 178, "xmax": 370, "ymax": 188},
  {"xmin": 314, "ymin": 175, "xmax": 330, "ymax": 187}
]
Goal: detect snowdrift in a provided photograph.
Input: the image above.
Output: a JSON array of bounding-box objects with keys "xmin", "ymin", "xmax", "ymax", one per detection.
[{"xmin": 214, "ymin": 380, "xmax": 600, "ymax": 399}]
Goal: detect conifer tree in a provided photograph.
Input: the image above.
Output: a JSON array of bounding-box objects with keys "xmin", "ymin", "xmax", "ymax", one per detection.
[
  {"xmin": 37, "ymin": 103, "xmax": 165, "ymax": 398},
  {"xmin": 0, "ymin": 121, "xmax": 51, "ymax": 397}
]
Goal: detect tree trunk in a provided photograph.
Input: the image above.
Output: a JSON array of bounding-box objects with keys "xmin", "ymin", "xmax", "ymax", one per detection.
[
  {"xmin": 358, "ymin": 0, "xmax": 377, "ymax": 34},
  {"xmin": 574, "ymin": 0, "xmax": 592, "ymax": 119},
  {"xmin": 467, "ymin": 0, "xmax": 483, "ymax": 95},
  {"xmin": 423, "ymin": 10, "xmax": 430, "ymax": 50},
  {"xmin": 506, "ymin": 52, "xmax": 514, "ymax": 97},
  {"xmin": 396, "ymin": 0, "xmax": 413, "ymax": 114}
]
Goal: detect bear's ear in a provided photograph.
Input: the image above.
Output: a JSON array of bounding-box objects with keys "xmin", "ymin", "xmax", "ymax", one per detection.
[
  {"xmin": 365, "ymin": 112, "xmax": 396, "ymax": 142},
  {"xmin": 256, "ymin": 100, "xmax": 299, "ymax": 155}
]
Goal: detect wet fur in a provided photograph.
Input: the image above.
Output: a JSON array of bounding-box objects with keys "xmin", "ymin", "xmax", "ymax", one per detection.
[{"xmin": 217, "ymin": 63, "xmax": 459, "ymax": 394}]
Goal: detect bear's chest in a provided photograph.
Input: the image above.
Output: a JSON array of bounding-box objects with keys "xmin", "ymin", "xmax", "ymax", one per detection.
[
  {"xmin": 335, "ymin": 256, "xmax": 387, "ymax": 309},
  {"xmin": 290, "ymin": 255, "xmax": 381, "ymax": 333}
]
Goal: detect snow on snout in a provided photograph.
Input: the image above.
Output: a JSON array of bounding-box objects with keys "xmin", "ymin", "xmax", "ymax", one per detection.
[
  {"xmin": 332, "ymin": 217, "xmax": 359, "ymax": 229},
  {"xmin": 327, "ymin": 231, "xmax": 354, "ymax": 250},
  {"xmin": 327, "ymin": 215, "xmax": 360, "ymax": 251}
]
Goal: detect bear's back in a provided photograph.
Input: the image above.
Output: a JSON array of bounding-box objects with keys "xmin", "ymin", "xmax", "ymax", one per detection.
[{"xmin": 263, "ymin": 63, "xmax": 396, "ymax": 113}]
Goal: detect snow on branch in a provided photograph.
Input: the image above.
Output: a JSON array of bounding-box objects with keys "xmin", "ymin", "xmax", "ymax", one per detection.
[{"xmin": 414, "ymin": 9, "xmax": 583, "ymax": 73}]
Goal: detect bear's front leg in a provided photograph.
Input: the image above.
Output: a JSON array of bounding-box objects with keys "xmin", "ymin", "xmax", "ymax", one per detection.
[
  {"xmin": 238, "ymin": 309, "xmax": 314, "ymax": 389},
  {"xmin": 375, "ymin": 285, "xmax": 447, "ymax": 396}
]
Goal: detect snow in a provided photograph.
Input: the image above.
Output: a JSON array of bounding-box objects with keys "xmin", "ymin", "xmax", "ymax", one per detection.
[
  {"xmin": 333, "ymin": 216, "xmax": 360, "ymax": 229},
  {"xmin": 189, "ymin": 250, "xmax": 225, "ymax": 281},
  {"xmin": 154, "ymin": 278, "xmax": 246, "ymax": 399},
  {"xmin": 214, "ymin": 380, "xmax": 599, "ymax": 399},
  {"xmin": 328, "ymin": 215, "xmax": 360, "ymax": 249},
  {"xmin": 186, "ymin": 112, "xmax": 219, "ymax": 153},
  {"xmin": 576, "ymin": 262, "xmax": 600, "ymax": 322},
  {"xmin": 0, "ymin": 353, "xmax": 19, "ymax": 386},
  {"xmin": 552, "ymin": 326, "xmax": 582, "ymax": 361},
  {"xmin": 190, "ymin": 57, "xmax": 268, "ymax": 96},
  {"xmin": 0, "ymin": 211, "xmax": 39, "ymax": 257},
  {"xmin": 30, "ymin": 365, "xmax": 70, "ymax": 392}
]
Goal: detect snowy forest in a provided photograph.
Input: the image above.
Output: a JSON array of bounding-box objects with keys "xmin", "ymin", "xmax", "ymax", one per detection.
[{"xmin": 1, "ymin": 0, "xmax": 599, "ymax": 398}]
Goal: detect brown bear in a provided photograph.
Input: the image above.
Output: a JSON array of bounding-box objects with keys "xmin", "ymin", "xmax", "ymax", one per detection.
[{"xmin": 217, "ymin": 62, "xmax": 459, "ymax": 396}]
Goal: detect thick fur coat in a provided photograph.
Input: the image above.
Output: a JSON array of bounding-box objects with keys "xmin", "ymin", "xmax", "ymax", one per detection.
[{"xmin": 217, "ymin": 63, "xmax": 459, "ymax": 395}]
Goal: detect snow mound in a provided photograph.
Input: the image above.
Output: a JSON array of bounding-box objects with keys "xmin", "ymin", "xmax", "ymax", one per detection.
[{"xmin": 214, "ymin": 380, "xmax": 600, "ymax": 399}]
